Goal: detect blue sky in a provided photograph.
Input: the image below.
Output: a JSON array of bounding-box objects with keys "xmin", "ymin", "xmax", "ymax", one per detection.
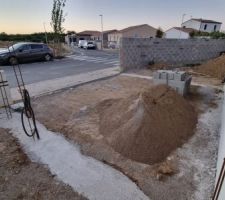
[{"xmin": 0, "ymin": 0, "xmax": 225, "ymax": 34}]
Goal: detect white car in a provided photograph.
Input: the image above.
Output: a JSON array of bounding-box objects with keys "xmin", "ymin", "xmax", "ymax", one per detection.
[
  {"xmin": 83, "ymin": 41, "xmax": 96, "ymax": 49},
  {"xmin": 78, "ymin": 40, "xmax": 87, "ymax": 48}
]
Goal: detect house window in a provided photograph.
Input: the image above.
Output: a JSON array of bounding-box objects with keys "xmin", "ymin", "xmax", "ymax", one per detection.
[
  {"xmin": 214, "ymin": 25, "xmax": 217, "ymax": 31},
  {"xmin": 204, "ymin": 24, "xmax": 207, "ymax": 30}
]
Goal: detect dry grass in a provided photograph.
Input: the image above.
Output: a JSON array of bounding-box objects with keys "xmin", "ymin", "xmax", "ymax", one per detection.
[{"xmin": 0, "ymin": 41, "xmax": 13, "ymax": 48}]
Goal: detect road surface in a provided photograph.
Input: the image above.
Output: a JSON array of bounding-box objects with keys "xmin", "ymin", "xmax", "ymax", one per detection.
[{"xmin": 1, "ymin": 48, "xmax": 119, "ymax": 87}]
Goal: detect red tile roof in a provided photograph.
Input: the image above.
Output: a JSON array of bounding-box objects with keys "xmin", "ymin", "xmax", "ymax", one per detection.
[
  {"xmin": 103, "ymin": 29, "xmax": 118, "ymax": 34},
  {"xmin": 77, "ymin": 31, "xmax": 101, "ymax": 36},
  {"xmin": 118, "ymin": 24, "xmax": 156, "ymax": 33}
]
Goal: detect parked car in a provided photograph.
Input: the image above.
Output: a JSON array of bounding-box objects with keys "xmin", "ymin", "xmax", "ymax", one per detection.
[
  {"xmin": 83, "ymin": 41, "xmax": 96, "ymax": 49},
  {"xmin": 78, "ymin": 40, "xmax": 87, "ymax": 48},
  {"xmin": 0, "ymin": 42, "xmax": 54, "ymax": 65},
  {"xmin": 108, "ymin": 41, "xmax": 117, "ymax": 49}
]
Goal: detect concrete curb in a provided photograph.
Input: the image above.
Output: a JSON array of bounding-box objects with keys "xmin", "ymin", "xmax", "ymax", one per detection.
[{"xmin": 11, "ymin": 67, "xmax": 120, "ymax": 102}]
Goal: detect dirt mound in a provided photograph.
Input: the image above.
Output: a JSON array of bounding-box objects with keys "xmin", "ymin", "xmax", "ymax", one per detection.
[
  {"xmin": 148, "ymin": 62, "xmax": 171, "ymax": 70},
  {"xmin": 194, "ymin": 55, "xmax": 225, "ymax": 79},
  {"xmin": 99, "ymin": 85, "xmax": 197, "ymax": 165}
]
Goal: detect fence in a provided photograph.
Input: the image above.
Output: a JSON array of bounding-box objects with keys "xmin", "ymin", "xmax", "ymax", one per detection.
[{"xmin": 119, "ymin": 38, "xmax": 225, "ymax": 71}]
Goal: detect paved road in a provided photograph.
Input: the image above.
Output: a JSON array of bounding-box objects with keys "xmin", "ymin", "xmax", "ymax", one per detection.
[{"xmin": 1, "ymin": 48, "xmax": 119, "ymax": 87}]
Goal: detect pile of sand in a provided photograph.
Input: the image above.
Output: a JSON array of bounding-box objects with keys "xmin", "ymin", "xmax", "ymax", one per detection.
[
  {"xmin": 99, "ymin": 85, "xmax": 197, "ymax": 165},
  {"xmin": 194, "ymin": 55, "xmax": 225, "ymax": 80},
  {"xmin": 148, "ymin": 62, "xmax": 170, "ymax": 70}
]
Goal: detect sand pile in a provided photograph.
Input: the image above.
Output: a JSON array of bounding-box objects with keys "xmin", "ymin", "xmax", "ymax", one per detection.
[
  {"xmin": 99, "ymin": 85, "xmax": 197, "ymax": 165},
  {"xmin": 194, "ymin": 55, "xmax": 225, "ymax": 79}
]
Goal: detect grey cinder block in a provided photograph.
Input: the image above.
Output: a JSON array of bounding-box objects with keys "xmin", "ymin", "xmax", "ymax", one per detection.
[{"xmin": 153, "ymin": 70, "xmax": 192, "ymax": 96}]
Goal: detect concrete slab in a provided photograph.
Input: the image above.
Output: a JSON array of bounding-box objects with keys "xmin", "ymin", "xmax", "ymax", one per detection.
[{"xmin": 10, "ymin": 67, "xmax": 120, "ymax": 101}]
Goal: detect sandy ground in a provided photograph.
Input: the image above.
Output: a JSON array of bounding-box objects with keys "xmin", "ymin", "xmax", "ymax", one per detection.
[
  {"xmin": 0, "ymin": 128, "xmax": 86, "ymax": 200},
  {"xmin": 32, "ymin": 75, "xmax": 223, "ymax": 200},
  {"xmin": 0, "ymin": 113, "xmax": 148, "ymax": 200}
]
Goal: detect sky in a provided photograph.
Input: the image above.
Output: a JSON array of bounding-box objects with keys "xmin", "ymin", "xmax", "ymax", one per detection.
[{"xmin": 0, "ymin": 0, "xmax": 225, "ymax": 34}]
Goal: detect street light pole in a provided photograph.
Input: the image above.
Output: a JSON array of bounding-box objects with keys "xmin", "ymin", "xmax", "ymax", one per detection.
[
  {"xmin": 99, "ymin": 14, "xmax": 103, "ymax": 49},
  {"xmin": 179, "ymin": 13, "xmax": 186, "ymax": 39}
]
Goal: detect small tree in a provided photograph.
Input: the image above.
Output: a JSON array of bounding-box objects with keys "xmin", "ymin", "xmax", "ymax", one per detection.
[
  {"xmin": 50, "ymin": 0, "xmax": 66, "ymax": 56},
  {"xmin": 156, "ymin": 28, "xmax": 164, "ymax": 38},
  {"xmin": 67, "ymin": 31, "xmax": 76, "ymax": 35},
  {"xmin": 189, "ymin": 31, "xmax": 195, "ymax": 38}
]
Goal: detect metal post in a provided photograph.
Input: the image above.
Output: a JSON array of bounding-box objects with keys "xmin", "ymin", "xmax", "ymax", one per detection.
[
  {"xmin": 0, "ymin": 71, "xmax": 12, "ymax": 119},
  {"xmin": 213, "ymin": 158, "xmax": 225, "ymax": 200},
  {"xmin": 179, "ymin": 13, "xmax": 186, "ymax": 39},
  {"xmin": 99, "ymin": 14, "xmax": 103, "ymax": 49},
  {"xmin": 43, "ymin": 22, "xmax": 48, "ymax": 44}
]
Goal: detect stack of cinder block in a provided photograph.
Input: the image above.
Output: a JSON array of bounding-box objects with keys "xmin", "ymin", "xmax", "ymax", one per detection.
[
  {"xmin": 0, "ymin": 70, "xmax": 12, "ymax": 107},
  {"xmin": 153, "ymin": 70, "xmax": 192, "ymax": 96}
]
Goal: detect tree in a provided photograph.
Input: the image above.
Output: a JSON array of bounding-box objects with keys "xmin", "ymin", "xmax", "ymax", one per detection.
[
  {"xmin": 51, "ymin": 0, "xmax": 66, "ymax": 40},
  {"xmin": 189, "ymin": 31, "xmax": 195, "ymax": 38},
  {"xmin": 67, "ymin": 31, "xmax": 76, "ymax": 35},
  {"xmin": 189, "ymin": 30, "xmax": 225, "ymax": 39},
  {"xmin": 156, "ymin": 28, "xmax": 164, "ymax": 38},
  {"xmin": 50, "ymin": 0, "xmax": 66, "ymax": 56}
]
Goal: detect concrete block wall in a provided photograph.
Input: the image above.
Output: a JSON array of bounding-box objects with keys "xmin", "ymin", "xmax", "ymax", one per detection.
[
  {"xmin": 152, "ymin": 70, "xmax": 192, "ymax": 96},
  {"xmin": 120, "ymin": 38, "xmax": 225, "ymax": 71}
]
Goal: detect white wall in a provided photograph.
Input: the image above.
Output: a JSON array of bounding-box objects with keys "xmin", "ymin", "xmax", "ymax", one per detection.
[
  {"xmin": 182, "ymin": 19, "xmax": 222, "ymax": 33},
  {"xmin": 164, "ymin": 28, "xmax": 189, "ymax": 39},
  {"xmin": 182, "ymin": 20, "xmax": 201, "ymax": 30},
  {"xmin": 199, "ymin": 23, "xmax": 222, "ymax": 33}
]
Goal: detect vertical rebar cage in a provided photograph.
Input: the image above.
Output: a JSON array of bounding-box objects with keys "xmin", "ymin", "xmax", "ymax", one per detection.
[{"xmin": 0, "ymin": 70, "xmax": 12, "ymax": 119}]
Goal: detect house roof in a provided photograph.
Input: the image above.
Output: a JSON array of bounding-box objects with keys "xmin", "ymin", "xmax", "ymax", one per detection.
[
  {"xmin": 118, "ymin": 24, "xmax": 156, "ymax": 33},
  {"xmin": 103, "ymin": 29, "xmax": 118, "ymax": 34},
  {"xmin": 172, "ymin": 27, "xmax": 197, "ymax": 33},
  {"xmin": 185, "ymin": 18, "xmax": 222, "ymax": 24},
  {"xmin": 77, "ymin": 30, "xmax": 101, "ymax": 36},
  {"xmin": 108, "ymin": 30, "xmax": 119, "ymax": 35}
]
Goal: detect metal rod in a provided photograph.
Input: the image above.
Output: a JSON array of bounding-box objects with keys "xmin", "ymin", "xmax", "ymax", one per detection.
[
  {"xmin": 0, "ymin": 72, "xmax": 12, "ymax": 118},
  {"xmin": 12, "ymin": 66, "xmax": 24, "ymax": 98},
  {"xmin": 99, "ymin": 14, "xmax": 103, "ymax": 49},
  {"xmin": 212, "ymin": 158, "xmax": 225, "ymax": 200},
  {"xmin": 7, "ymin": 43, "xmax": 40, "ymax": 139},
  {"xmin": 0, "ymin": 83, "xmax": 10, "ymax": 118}
]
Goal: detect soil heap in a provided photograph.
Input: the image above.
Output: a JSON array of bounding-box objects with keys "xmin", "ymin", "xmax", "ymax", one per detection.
[
  {"xmin": 99, "ymin": 85, "xmax": 197, "ymax": 165},
  {"xmin": 194, "ymin": 55, "xmax": 225, "ymax": 79}
]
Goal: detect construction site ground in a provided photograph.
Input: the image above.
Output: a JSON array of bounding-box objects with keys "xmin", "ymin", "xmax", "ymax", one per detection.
[
  {"xmin": 31, "ymin": 73, "xmax": 223, "ymax": 200},
  {"xmin": 0, "ymin": 128, "xmax": 86, "ymax": 200}
]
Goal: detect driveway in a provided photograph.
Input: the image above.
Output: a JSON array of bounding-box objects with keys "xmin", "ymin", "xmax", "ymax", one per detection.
[{"xmin": 1, "ymin": 48, "xmax": 119, "ymax": 87}]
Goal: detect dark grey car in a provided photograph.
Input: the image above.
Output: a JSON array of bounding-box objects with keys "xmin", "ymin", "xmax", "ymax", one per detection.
[{"xmin": 0, "ymin": 42, "xmax": 54, "ymax": 65}]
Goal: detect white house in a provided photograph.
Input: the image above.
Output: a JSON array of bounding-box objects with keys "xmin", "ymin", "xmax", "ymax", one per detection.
[
  {"xmin": 164, "ymin": 18, "xmax": 222, "ymax": 39},
  {"xmin": 164, "ymin": 27, "xmax": 196, "ymax": 39},
  {"xmin": 181, "ymin": 18, "xmax": 222, "ymax": 33}
]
